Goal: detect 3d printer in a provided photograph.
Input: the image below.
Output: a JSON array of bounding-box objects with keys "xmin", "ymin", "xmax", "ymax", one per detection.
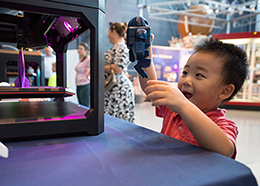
[{"xmin": 0, "ymin": 0, "xmax": 105, "ymax": 141}]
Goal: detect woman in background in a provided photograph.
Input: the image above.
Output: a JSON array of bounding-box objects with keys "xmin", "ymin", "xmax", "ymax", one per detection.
[
  {"xmin": 75, "ymin": 42, "xmax": 90, "ymax": 108},
  {"xmin": 104, "ymin": 22, "xmax": 135, "ymax": 123}
]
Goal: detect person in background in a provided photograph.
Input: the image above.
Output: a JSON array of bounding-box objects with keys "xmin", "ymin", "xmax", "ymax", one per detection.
[
  {"xmin": 43, "ymin": 46, "xmax": 56, "ymax": 86},
  {"xmin": 48, "ymin": 61, "xmax": 57, "ymax": 87},
  {"xmin": 27, "ymin": 66, "xmax": 35, "ymax": 86},
  {"xmin": 139, "ymin": 36, "xmax": 248, "ymax": 159},
  {"xmin": 48, "ymin": 61, "xmax": 69, "ymax": 87},
  {"xmin": 104, "ymin": 22, "xmax": 135, "ymax": 123},
  {"xmin": 75, "ymin": 42, "xmax": 90, "ymax": 108}
]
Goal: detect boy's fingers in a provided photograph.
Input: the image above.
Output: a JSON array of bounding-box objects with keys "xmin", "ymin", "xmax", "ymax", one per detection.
[
  {"xmin": 146, "ymin": 91, "xmax": 165, "ymax": 100},
  {"xmin": 147, "ymin": 80, "xmax": 169, "ymax": 86},
  {"xmin": 151, "ymin": 33, "xmax": 154, "ymax": 42},
  {"xmin": 145, "ymin": 82, "xmax": 168, "ymax": 92}
]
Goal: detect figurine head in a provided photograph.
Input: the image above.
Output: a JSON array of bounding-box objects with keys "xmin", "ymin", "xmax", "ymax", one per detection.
[{"xmin": 126, "ymin": 16, "xmax": 151, "ymax": 50}]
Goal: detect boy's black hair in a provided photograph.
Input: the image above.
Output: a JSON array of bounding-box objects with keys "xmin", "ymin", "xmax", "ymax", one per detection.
[{"xmin": 194, "ymin": 37, "xmax": 249, "ymax": 102}]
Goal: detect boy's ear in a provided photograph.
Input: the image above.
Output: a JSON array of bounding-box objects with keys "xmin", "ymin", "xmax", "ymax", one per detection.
[{"xmin": 219, "ymin": 84, "xmax": 235, "ymax": 100}]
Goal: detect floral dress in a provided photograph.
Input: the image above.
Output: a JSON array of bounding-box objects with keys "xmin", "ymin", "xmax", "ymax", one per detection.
[
  {"xmin": 75, "ymin": 55, "xmax": 90, "ymax": 86},
  {"xmin": 104, "ymin": 42, "xmax": 135, "ymax": 123}
]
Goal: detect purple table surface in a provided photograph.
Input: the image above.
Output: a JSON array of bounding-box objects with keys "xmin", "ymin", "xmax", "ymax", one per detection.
[{"xmin": 0, "ymin": 114, "xmax": 258, "ymax": 186}]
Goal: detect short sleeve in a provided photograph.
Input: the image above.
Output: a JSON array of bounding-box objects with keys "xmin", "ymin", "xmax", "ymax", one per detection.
[{"xmin": 215, "ymin": 119, "xmax": 238, "ymax": 159}]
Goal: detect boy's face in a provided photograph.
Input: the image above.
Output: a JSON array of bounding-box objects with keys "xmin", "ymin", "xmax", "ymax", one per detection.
[{"xmin": 178, "ymin": 52, "xmax": 226, "ymax": 112}]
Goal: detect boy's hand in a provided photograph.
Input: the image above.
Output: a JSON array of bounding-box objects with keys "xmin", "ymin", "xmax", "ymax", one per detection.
[{"xmin": 144, "ymin": 80, "xmax": 189, "ymax": 112}]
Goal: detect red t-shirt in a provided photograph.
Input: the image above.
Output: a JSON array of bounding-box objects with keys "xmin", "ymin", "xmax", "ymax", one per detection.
[{"xmin": 156, "ymin": 106, "xmax": 238, "ymax": 159}]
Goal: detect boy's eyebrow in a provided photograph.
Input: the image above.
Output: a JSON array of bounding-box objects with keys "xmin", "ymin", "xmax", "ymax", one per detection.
[
  {"xmin": 183, "ymin": 64, "xmax": 190, "ymax": 69},
  {"xmin": 196, "ymin": 66, "xmax": 209, "ymax": 73},
  {"xmin": 184, "ymin": 65, "xmax": 209, "ymax": 73}
]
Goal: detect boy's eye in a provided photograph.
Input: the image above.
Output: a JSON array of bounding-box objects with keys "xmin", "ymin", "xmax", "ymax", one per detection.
[
  {"xmin": 182, "ymin": 71, "xmax": 187, "ymax": 76},
  {"xmin": 196, "ymin": 73, "xmax": 204, "ymax": 78}
]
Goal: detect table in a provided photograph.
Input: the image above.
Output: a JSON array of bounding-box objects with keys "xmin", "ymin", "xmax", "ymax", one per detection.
[{"xmin": 0, "ymin": 114, "xmax": 257, "ymax": 186}]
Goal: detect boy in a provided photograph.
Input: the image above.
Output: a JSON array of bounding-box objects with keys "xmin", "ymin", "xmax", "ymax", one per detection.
[{"xmin": 140, "ymin": 37, "xmax": 248, "ymax": 159}]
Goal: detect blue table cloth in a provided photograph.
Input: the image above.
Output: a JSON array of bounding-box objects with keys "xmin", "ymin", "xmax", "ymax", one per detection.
[{"xmin": 0, "ymin": 114, "xmax": 257, "ymax": 186}]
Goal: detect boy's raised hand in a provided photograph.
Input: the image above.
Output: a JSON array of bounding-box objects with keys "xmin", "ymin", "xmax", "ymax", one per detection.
[{"xmin": 144, "ymin": 80, "xmax": 189, "ymax": 113}]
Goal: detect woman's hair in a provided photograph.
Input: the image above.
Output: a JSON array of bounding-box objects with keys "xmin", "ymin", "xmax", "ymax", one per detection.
[
  {"xmin": 194, "ymin": 37, "xmax": 249, "ymax": 103},
  {"xmin": 78, "ymin": 42, "xmax": 89, "ymax": 55},
  {"xmin": 109, "ymin": 22, "xmax": 127, "ymax": 37}
]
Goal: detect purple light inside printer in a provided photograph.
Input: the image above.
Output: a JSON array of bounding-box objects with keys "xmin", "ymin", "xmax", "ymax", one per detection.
[
  {"xmin": 75, "ymin": 18, "xmax": 78, "ymax": 22},
  {"xmin": 43, "ymin": 115, "xmax": 87, "ymax": 121},
  {"xmin": 64, "ymin": 21, "xmax": 73, "ymax": 32},
  {"xmin": 24, "ymin": 115, "xmax": 88, "ymax": 123},
  {"xmin": 43, "ymin": 34, "xmax": 49, "ymax": 46}
]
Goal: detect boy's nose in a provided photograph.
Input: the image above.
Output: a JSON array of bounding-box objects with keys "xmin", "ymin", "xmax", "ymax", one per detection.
[{"xmin": 182, "ymin": 76, "xmax": 192, "ymax": 86}]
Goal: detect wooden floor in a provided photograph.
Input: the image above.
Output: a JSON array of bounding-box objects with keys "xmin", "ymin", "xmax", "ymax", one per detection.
[{"xmin": 135, "ymin": 101, "xmax": 260, "ymax": 184}]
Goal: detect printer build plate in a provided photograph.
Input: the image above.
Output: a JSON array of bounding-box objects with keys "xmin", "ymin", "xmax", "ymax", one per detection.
[
  {"xmin": 0, "ymin": 101, "xmax": 91, "ymax": 141},
  {"xmin": 0, "ymin": 86, "xmax": 74, "ymax": 99}
]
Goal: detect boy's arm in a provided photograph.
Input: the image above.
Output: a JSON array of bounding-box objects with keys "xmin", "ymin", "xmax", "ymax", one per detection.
[
  {"xmin": 145, "ymin": 81, "xmax": 235, "ymax": 158},
  {"xmin": 138, "ymin": 34, "xmax": 157, "ymax": 93},
  {"xmin": 178, "ymin": 102, "xmax": 235, "ymax": 158}
]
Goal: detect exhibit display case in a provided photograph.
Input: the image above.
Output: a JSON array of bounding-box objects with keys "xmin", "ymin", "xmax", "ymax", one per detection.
[
  {"xmin": 212, "ymin": 32, "xmax": 260, "ymax": 110},
  {"xmin": 152, "ymin": 45, "xmax": 193, "ymax": 83}
]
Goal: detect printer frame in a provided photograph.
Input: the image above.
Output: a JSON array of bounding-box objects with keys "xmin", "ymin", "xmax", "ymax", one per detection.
[{"xmin": 0, "ymin": 0, "xmax": 105, "ymax": 141}]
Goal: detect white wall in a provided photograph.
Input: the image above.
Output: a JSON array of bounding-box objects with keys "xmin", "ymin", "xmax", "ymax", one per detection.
[{"xmin": 65, "ymin": 49, "xmax": 79, "ymax": 104}]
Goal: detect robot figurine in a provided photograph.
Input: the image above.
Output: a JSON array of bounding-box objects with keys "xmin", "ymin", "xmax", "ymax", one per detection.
[{"xmin": 127, "ymin": 16, "xmax": 151, "ymax": 78}]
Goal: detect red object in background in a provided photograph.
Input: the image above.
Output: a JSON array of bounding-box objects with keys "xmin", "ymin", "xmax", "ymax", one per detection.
[{"xmin": 211, "ymin": 31, "xmax": 260, "ymax": 40}]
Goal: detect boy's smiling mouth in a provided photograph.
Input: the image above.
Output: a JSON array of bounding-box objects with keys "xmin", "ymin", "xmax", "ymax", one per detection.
[{"xmin": 182, "ymin": 91, "xmax": 193, "ymax": 99}]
